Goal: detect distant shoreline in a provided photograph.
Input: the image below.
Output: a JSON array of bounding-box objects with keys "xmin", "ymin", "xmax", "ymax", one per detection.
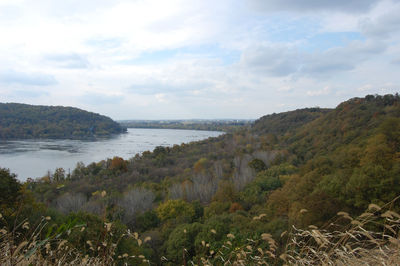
[{"xmin": 118, "ymin": 119, "xmax": 254, "ymax": 132}]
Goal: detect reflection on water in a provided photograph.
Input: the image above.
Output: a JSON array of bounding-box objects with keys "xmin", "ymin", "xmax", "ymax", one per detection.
[{"xmin": 0, "ymin": 128, "xmax": 223, "ymax": 181}]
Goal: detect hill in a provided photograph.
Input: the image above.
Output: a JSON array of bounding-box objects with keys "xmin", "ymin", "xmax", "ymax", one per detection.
[
  {"xmin": 252, "ymin": 107, "xmax": 331, "ymax": 136},
  {"xmin": 2, "ymin": 94, "xmax": 400, "ymax": 265},
  {"xmin": 0, "ymin": 103, "xmax": 126, "ymax": 140}
]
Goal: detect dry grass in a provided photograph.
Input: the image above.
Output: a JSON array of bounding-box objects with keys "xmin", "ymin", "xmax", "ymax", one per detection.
[
  {"xmin": 281, "ymin": 199, "xmax": 400, "ymax": 266},
  {"xmin": 0, "ymin": 214, "xmax": 152, "ymax": 265},
  {"xmin": 0, "ymin": 215, "xmax": 115, "ymax": 265},
  {"xmin": 1, "ymin": 197, "xmax": 400, "ymax": 265},
  {"xmin": 190, "ymin": 231, "xmax": 278, "ymax": 265},
  {"xmin": 191, "ymin": 198, "xmax": 400, "ymax": 266}
]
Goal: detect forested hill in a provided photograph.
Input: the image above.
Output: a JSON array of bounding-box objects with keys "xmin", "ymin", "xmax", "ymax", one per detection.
[
  {"xmin": 252, "ymin": 107, "xmax": 331, "ymax": 136},
  {"xmin": 3, "ymin": 94, "xmax": 400, "ymax": 265},
  {"xmin": 0, "ymin": 103, "xmax": 126, "ymax": 140}
]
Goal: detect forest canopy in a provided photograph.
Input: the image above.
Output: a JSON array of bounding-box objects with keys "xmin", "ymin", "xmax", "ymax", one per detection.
[
  {"xmin": 0, "ymin": 103, "xmax": 126, "ymax": 140},
  {"xmin": 2, "ymin": 94, "xmax": 400, "ymax": 265}
]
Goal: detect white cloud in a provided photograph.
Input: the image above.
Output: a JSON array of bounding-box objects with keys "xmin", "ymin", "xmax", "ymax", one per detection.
[
  {"xmin": 237, "ymin": 39, "xmax": 387, "ymax": 79},
  {"xmin": 248, "ymin": 0, "xmax": 380, "ymax": 13},
  {"xmin": 357, "ymin": 84, "xmax": 375, "ymax": 92},
  {"xmin": 0, "ymin": 0, "xmax": 399, "ymax": 119},
  {"xmin": 0, "ymin": 69, "xmax": 57, "ymax": 86},
  {"xmin": 307, "ymin": 86, "xmax": 331, "ymax": 96},
  {"xmin": 239, "ymin": 45, "xmax": 299, "ymax": 77},
  {"xmin": 43, "ymin": 53, "xmax": 90, "ymax": 69},
  {"xmin": 359, "ymin": 4, "xmax": 400, "ymax": 39},
  {"xmin": 155, "ymin": 93, "xmax": 168, "ymax": 103},
  {"xmin": 301, "ymin": 40, "xmax": 386, "ymax": 76}
]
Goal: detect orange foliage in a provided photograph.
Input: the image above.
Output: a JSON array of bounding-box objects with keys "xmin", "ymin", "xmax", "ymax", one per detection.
[
  {"xmin": 193, "ymin": 158, "xmax": 208, "ymax": 173},
  {"xmin": 109, "ymin": 156, "xmax": 127, "ymax": 172},
  {"xmin": 229, "ymin": 202, "xmax": 244, "ymax": 213}
]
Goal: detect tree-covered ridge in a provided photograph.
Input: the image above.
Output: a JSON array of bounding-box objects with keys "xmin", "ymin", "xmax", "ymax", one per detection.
[
  {"xmin": 2, "ymin": 94, "xmax": 400, "ymax": 264},
  {"xmin": 265, "ymin": 94, "xmax": 400, "ymax": 225},
  {"xmin": 0, "ymin": 103, "xmax": 126, "ymax": 140},
  {"xmin": 252, "ymin": 107, "xmax": 331, "ymax": 136}
]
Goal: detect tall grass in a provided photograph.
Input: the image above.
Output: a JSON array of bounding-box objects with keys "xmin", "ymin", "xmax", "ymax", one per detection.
[
  {"xmin": 0, "ymin": 213, "xmax": 152, "ymax": 265},
  {"xmin": 0, "ymin": 214, "xmax": 113, "ymax": 265},
  {"xmin": 1, "ymin": 197, "xmax": 399, "ymax": 265},
  {"xmin": 282, "ymin": 198, "xmax": 400, "ymax": 265},
  {"xmin": 190, "ymin": 197, "xmax": 400, "ymax": 265}
]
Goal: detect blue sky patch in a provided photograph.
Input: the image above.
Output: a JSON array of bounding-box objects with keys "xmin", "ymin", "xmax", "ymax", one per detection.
[{"xmin": 304, "ymin": 32, "xmax": 365, "ymax": 52}]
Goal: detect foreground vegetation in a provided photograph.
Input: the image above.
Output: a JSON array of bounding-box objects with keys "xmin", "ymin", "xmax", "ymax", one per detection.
[
  {"xmin": 1, "ymin": 94, "xmax": 400, "ymax": 264},
  {"xmin": 0, "ymin": 103, "xmax": 126, "ymax": 140},
  {"xmin": 2, "ymin": 194, "xmax": 399, "ymax": 265}
]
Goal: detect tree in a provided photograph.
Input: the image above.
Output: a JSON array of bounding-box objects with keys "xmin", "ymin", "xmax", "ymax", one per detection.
[
  {"xmin": 232, "ymin": 154, "xmax": 255, "ymax": 190},
  {"xmin": 55, "ymin": 193, "xmax": 87, "ymax": 214},
  {"xmin": 248, "ymin": 158, "xmax": 267, "ymax": 173},
  {"xmin": 0, "ymin": 168, "xmax": 21, "ymax": 207},
  {"xmin": 156, "ymin": 199, "xmax": 195, "ymax": 222},
  {"xmin": 53, "ymin": 167, "xmax": 65, "ymax": 182},
  {"xmin": 118, "ymin": 188, "xmax": 155, "ymax": 226},
  {"xmin": 164, "ymin": 223, "xmax": 203, "ymax": 264},
  {"xmin": 110, "ymin": 156, "xmax": 128, "ymax": 172},
  {"xmin": 193, "ymin": 158, "xmax": 209, "ymax": 173}
]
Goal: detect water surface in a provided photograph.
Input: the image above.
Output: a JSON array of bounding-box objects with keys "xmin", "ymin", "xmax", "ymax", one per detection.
[{"xmin": 0, "ymin": 128, "xmax": 223, "ymax": 181}]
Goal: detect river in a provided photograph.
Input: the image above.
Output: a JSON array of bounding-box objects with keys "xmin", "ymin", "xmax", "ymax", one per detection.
[{"xmin": 0, "ymin": 128, "xmax": 223, "ymax": 181}]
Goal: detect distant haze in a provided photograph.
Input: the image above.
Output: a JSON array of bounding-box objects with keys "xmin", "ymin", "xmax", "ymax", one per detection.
[{"xmin": 0, "ymin": 0, "xmax": 399, "ymax": 119}]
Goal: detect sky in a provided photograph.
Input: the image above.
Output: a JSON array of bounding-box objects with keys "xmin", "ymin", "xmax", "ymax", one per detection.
[{"xmin": 0, "ymin": 0, "xmax": 399, "ymax": 120}]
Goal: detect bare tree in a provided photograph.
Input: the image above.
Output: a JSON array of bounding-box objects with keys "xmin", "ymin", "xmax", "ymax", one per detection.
[
  {"xmin": 118, "ymin": 188, "xmax": 155, "ymax": 226},
  {"xmin": 213, "ymin": 161, "xmax": 224, "ymax": 179},
  {"xmin": 231, "ymin": 151, "xmax": 279, "ymax": 191},
  {"xmin": 82, "ymin": 198, "xmax": 105, "ymax": 216},
  {"xmin": 55, "ymin": 193, "xmax": 87, "ymax": 214},
  {"xmin": 190, "ymin": 173, "xmax": 219, "ymax": 203},
  {"xmin": 168, "ymin": 173, "xmax": 219, "ymax": 204},
  {"xmin": 169, "ymin": 183, "xmax": 185, "ymax": 200},
  {"xmin": 232, "ymin": 154, "xmax": 255, "ymax": 191}
]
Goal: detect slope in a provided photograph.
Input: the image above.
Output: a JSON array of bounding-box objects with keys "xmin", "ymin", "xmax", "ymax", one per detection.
[{"xmin": 0, "ymin": 103, "xmax": 126, "ymax": 140}]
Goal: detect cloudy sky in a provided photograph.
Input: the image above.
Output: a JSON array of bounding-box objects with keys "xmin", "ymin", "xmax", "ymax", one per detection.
[{"xmin": 0, "ymin": 0, "xmax": 399, "ymax": 119}]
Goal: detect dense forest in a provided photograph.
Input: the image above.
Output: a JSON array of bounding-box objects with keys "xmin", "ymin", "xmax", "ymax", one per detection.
[
  {"xmin": 1, "ymin": 94, "xmax": 400, "ymax": 265},
  {"xmin": 119, "ymin": 119, "xmax": 253, "ymax": 132},
  {"xmin": 0, "ymin": 103, "xmax": 126, "ymax": 140}
]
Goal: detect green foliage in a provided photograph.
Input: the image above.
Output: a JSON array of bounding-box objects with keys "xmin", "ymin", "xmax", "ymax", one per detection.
[
  {"xmin": 53, "ymin": 168, "xmax": 66, "ymax": 182},
  {"xmin": 240, "ymin": 164, "xmax": 296, "ymax": 208},
  {"xmin": 156, "ymin": 199, "xmax": 195, "ymax": 222},
  {"xmin": 134, "ymin": 210, "xmax": 160, "ymax": 232},
  {"xmin": 0, "ymin": 168, "xmax": 21, "ymax": 207},
  {"xmin": 0, "ymin": 103, "xmax": 126, "ymax": 140},
  {"xmin": 252, "ymin": 107, "xmax": 330, "ymax": 136},
  {"xmin": 204, "ymin": 201, "xmax": 230, "ymax": 218},
  {"xmin": 264, "ymin": 94, "xmax": 400, "ymax": 226},
  {"xmin": 8, "ymin": 93, "xmax": 400, "ymax": 263},
  {"xmin": 164, "ymin": 223, "xmax": 203, "ymax": 264},
  {"xmin": 248, "ymin": 158, "xmax": 267, "ymax": 172},
  {"xmin": 254, "ymin": 171, "xmax": 281, "ymax": 191},
  {"xmin": 213, "ymin": 181, "xmax": 238, "ymax": 203}
]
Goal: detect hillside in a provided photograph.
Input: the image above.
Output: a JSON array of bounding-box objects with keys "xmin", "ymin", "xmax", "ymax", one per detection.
[
  {"xmin": 0, "ymin": 103, "xmax": 126, "ymax": 140},
  {"xmin": 2, "ymin": 94, "xmax": 400, "ymax": 265},
  {"xmin": 252, "ymin": 107, "xmax": 331, "ymax": 136}
]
